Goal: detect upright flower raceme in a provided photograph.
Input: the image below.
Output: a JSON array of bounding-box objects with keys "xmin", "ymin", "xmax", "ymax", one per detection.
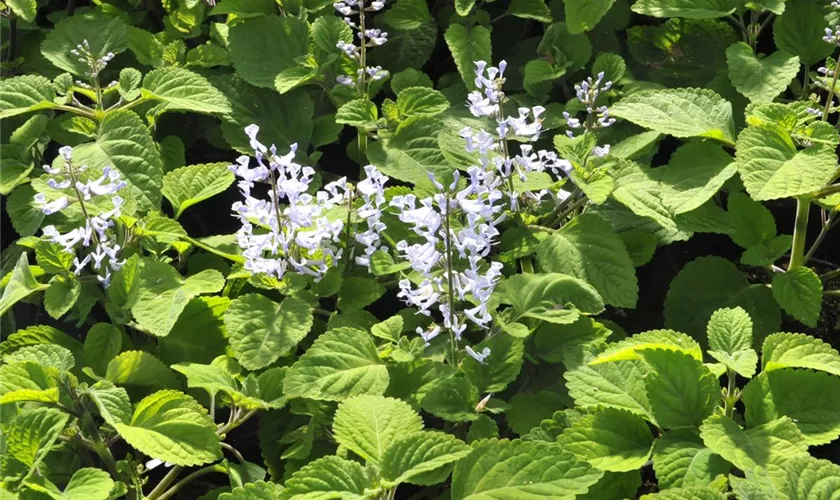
[
  {"xmin": 810, "ymin": 3, "xmax": 840, "ymax": 119},
  {"xmin": 563, "ymin": 71, "xmax": 615, "ymax": 157},
  {"xmin": 35, "ymin": 146, "xmax": 126, "ymax": 287},
  {"xmin": 334, "ymin": 0, "xmax": 388, "ymax": 92},
  {"xmin": 229, "ymin": 126, "xmax": 389, "ymax": 279},
  {"xmin": 391, "ymin": 170, "xmax": 505, "ymax": 364}
]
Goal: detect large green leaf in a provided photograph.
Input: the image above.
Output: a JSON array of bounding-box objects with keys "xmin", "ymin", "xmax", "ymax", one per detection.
[
  {"xmin": 41, "ymin": 13, "xmax": 128, "ymax": 75},
  {"xmin": 639, "ymin": 349, "xmax": 720, "ymax": 429},
  {"xmin": 631, "ymin": 0, "xmax": 738, "ymax": 19},
  {"xmin": 420, "ymin": 376, "xmax": 480, "ymax": 422},
  {"xmin": 771, "ymin": 267, "xmax": 823, "ymax": 328},
  {"xmin": 657, "ymin": 142, "xmax": 737, "ymax": 215},
  {"xmin": 84, "ymin": 381, "xmax": 132, "ymax": 428},
  {"xmin": 611, "ymin": 88, "xmax": 735, "ymax": 144},
  {"xmin": 333, "ymin": 395, "xmax": 423, "ymax": 464},
  {"xmin": 44, "ymin": 275, "xmax": 80, "ymax": 319},
  {"xmin": 381, "ymin": 431, "xmax": 471, "ymax": 487},
  {"xmin": 0, "ymin": 361, "xmax": 59, "ymax": 404},
  {"xmin": 565, "ymin": 358, "xmax": 654, "ymax": 422},
  {"xmin": 536, "ymin": 214, "xmax": 638, "ymax": 308},
  {"xmin": 71, "ymin": 110, "xmax": 164, "ymax": 212},
  {"xmin": 505, "ymin": 272, "xmax": 604, "ymax": 324},
  {"xmin": 653, "ymin": 430, "xmax": 731, "ymax": 489},
  {"xmin": 366, "ymin": 116, "xmax": 451, "ymax": 185},
  {"xmin": 557, "ymin": 408, "xmax": 655, "ymax": 472},
  {"xmin": 214, "ymin": 76, "xmax": 313, "ymax": 154},
  {"xmin": 141, "ymin": 67, "xmax": 231, "ymax": 115},
  {"xmin": 6, "ymin": 0, "xmax": 36, "ymax": 22},
  {"xmin": 131, "ymin": 260, "xmax": 224, "ymax": 337},
  {"xmin": 664, "ymin": 256, "xmax": 780, "ymax": 343},
  {"xmin": 776, "ymin": 455, "xmax": 840, "ymax": 498},
  {"xmin": 225, "ymin": 294, "xmax": 313, "ymax": 370},
  {"xmin": 159, "ymin": 296, "xmax": 230, "ymax": 365},
  {"xmin": 742, "ymin": 369, "xmax": 840, "ymax": 445},
  {"xmin": 396, "ymin": 87, "xmax": 451, "ymax": 118},
  {"xmin": 773, "ymin": 0, "xmax": 835, "ymax": 66},
  {"xmin": 283, "ymin": 328, "xmax": 389, "ymax": 401},
  {"xmin": 726, "ymin": 43, "xmax": 799, "ymax": 103},
  {"xmin": 444, "ymin": 23, "xmax": 492, "ymax": 91},
  {"xmin": 335, "ymin": 99, "xmax": 379, "ymax": 129},
  {"xmin": 761, "ymin": 332, "xmax": 840, "ymax": 376},
  {"xmin": 7, "ymin": 407, "xmax": 69, "ymax": 469},
  {"xmin": 0, "ymin": 253, "xmax": 44, "ymax": 318},
  {"xmin": 699, "ymin": 415, "xmax": 808, "ymax": 471},
  {"xmin": 280, "ymin": 456, "xmax": 370, "ymax": 500},
  {"xmin": 105, "ymin": 350, "xmax": 179, "ymax": 388},
  {"xmin": 706, "ymin": 307, "xmax": 758, "ymax": 378},
  {"xmin": 565, "ymin": 0, "xmax": 615, "ymax": 33},
  {"xmin": 507, "ymin": 0, "xmax": 553, "ymax": 22},
  {"xmin": 462, "ymin": 334, "xmax": 524, "ymax": 394},
  {"xmin": 115, "ymin": 390, "xmax": 221, "ymax": 467},
  {"xmin": 222, "ymin": 481, "xmax": 283, "ymax": 500},
  {"xmin": 228, "ymin": 15, "xmax": 309, "ymax": 88},
  {"xmin": 591, "ymin": 329, "xmax": 703, "ymax": 364},
  {"xmin": 450, "ymin": 438, "xmax": 604, "ymax": 499},
  {"xmin": 735, "ymin": 123, "xmax": 837, "ymax": 201},
  {"xmin": 1, "ymin": 325, "xmax": 83, "ymax": 362},
  {"xmin": 5, "ymin": 344, "xmax": 75, "ymax": 371},
  {"xmin": 640, "ymin": 487, "xmax": 727, "ymax": 500},
  {"xmin": 55, "ymin": 467, "xmax": 116, "ymax": 500},
  {"xmin": 0, "ymin": 75, "xmax": 57, "ymax": 119}
]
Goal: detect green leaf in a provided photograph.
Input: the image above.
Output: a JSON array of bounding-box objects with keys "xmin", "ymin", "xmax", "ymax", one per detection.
[
  {"xmin": 557, "ymin": 408, "xmax": 655, "ymax": 472},
  {"xmin": 337, "ymin": 277, "xmax": 386, "ymax": 311},
  {"xmin": 507, "ymin": 0, "xmax": 553, "ymax": 22},
  {"xmin": 397, "ymin": 87, "xmax": 450, "ymax": 118},
  {"xmin": 611, "ymin": 88, "xmax": 735, "ymax": 144},
  {"xmin": 84, "ymin": 381, "xmax": 132, "ymax": 427},
  {"xmin": 215, "ymin": 77, "xmax": 313, "ymax": 154},
  {"xmin": 161, "ymin": 165, "xmax": 232, "ymax": 223},
  {"xmin": 172, "ymin": 361, "xmax": 238, "ymax": 397},
  {"xmin": 71, "ymin": 110, "xmax": 164, "ymax": 212},
  {"xmin": 657, "ymin": 142, "xmax": 737, "ymax": 215},
  {"xmin": 115, "ymin": 390, "xmax": 221, "ymax": 467},
  {"xmin": 726, "ymin": 43, "xmax": 799, "ymax": 103},
  {"xmin": 283, "ymin": 327, "xmax": 388, "ymax": 401},
  {"xmin": 591, "ymin": 329, "xmax": 703, "ymax": 364},
  {"xmin": 741, "ymin": 235, "xmax": 793, "ymax": 267},
  {"xmin": 420, "ymin": 376, "xmax": 479, "ymax": 422},
  {"xmin": 463, "ymin": 334, "xmax": 524, "ymax": 394},
  {"xmin": 159, "ymin": 296, "xmax": 229, "ymax": 365},
  {"xmin": 706, "ymin": 307, "xmax": 758, "ymax": 378},
  {"xmin": 640, "ymin": 487, "xmax": 727, "ymax": 500},
  {"xmin": 506, "ymin": 272, "xmax": 605, "ymax": 324},
  {"xmin": 280, "ymin": 456, "xmax": 369, "ymax": 499},
  {"xmin": 664, "ymin": 256, "xmax": 780, "ymax": 342},
  {"xmin": 5, "ymin": 344, "xmax": 74, "ymax": 372},
  {"xmin": 228, "ymin": 15, "xmax": 309, "ymax": 88},
  {"xmin": 743, "ymin": 369, "xmax": 840, "ymax": 446},
  {"xmin": 0, "ymin": 75, "xmax": 57, "ymax": 119},
  {"xmin": 391, "ymin": 69, "xmax": 434, "ymax": 94},
  {"xmin": 383, "ymin": 0, "xmax": 435, "ymax": 29},
  {"xmin": 726, "ymin": 192, "xmax": 777, "ymax": 248},
  {"xmin": 639, "ymin": 349, "xmax": 720, "ymax": 429},
  {"xmin": 536, "ymin": 213, "xmax": 638, "ymax": 308},
  {"xmin": 6, "ymin": 0, "xmax": 36, "ymax": 22},
  {"xmin": 735, "ymin": 123, "xmax": 837, "ymax": 201},
  {"xmin": 450, "ymin": 438, "xmax": 604, "ymax": 499},
  {"xmin": 0, "ymin": 253, "xmax": 43, "ymax": 318},
  {"xmin": 1, "ymin": 325, "xmax": 84, "ymax": 361},
  {"xmin": 41, "ymin": 13, "xmax": 128, "ymax": 76},
  {"xmin": 105, "ymin": 350, "xmax": 179, "ymax": 388},
  {"xmin": 776, "ymin": 455, "xmax": 840, "ymax": 498},
  {"xmin": 631, "ymin": 0, "xmax": 737, "ymax": 19},
  {"xmin": 335, "ymin": 99, "xmax": 378, "ymax": 129},
  {"xmin": 0, "ymin": 361, "xmax": 59, "ymax": 404},
  {"xmin": 131, "ymin": 260, "xmax": 224, "ymax": 337},
  {"xmin": 366, "ymin": 116, "xmax": 451, "ymax": 185},
  {"xmin": 381, "ymin": 431, "xmax": 471, "ymax": 487},
  {"xmin": 699, "ymin": 415, "xmax": 808, "ymax": 471},
  {"xmin": 565, "ymin": 0, "xmax": 615, "ymax": 33},
  {"xmin": 141, "ymin": 67, "xmax": 231, "ymax": 115},
  {"xmin": 333, "ymin": 395, "xmax": 423, "ymax": 463},
  {"xmin": 35, "ymin": 241, "xmax": 73, "ymax": 274},
  {"xmin": 773, "ymin": 0, "xmax": 835, "ymax": 66},
  {"xmin": 44, "ymin": 275, "xmax": 80, "ymax": 319},
  {"xmin": 444, "ymin": 23, "xmax": 492, "ymax": 91},
  {"xmin": 7, "ymin": 184, "xmax": 45, "ymax": 236},
  {"xmin": 371, "ymin": 316, "xmax": 403, "ymax": 342},
  {"xmin": 54, "ymin": 467, "xmax": 116, "ymax": 500},
  {"xmin": 220, "ymin": 482, "xmax": 282, "ymax": 500},
  {"xmin": 653, "ymin": 430, "xmax": 731, "ymax": 488},
  {"xmin": 772, "ymin": 267, "xmax": 823, "ymax": 328},
  {"xmin": 7, "ymin": 407, "xmax": 69, "ymax": 469},
  {"xmin": 274, "ymin": 64, "xmax": 319, "ymax": 94},
  {"xmin": 225, "ymin": 294, "xmax": 313, "ymax": 371},
  {"xmin": 507, "ymin": 391, "xmax": 567, "ymax": 436},
  {"xmin": 762, "ymin": 332, "xmax": 840, "ymax": 376},
  {"xmin": 565, "ymin": 358, "xmax": 654, "ymax": 421}
]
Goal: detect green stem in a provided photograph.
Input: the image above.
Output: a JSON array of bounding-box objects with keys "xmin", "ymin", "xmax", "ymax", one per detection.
[
  {"xmin": 143, "ymin": 230, "xmax": 245, "ymax": 263},
  {"xmin": 824, "ymin": 290, "xmax": 840, "ymax": 297},
  {"xmin": 154, "ymin": 465, "xmax": 226, "ymax": 500},
  {"xmin": 51, "ymin": 104, "xmax": 98, "ymax": 119},
  {"xmin": 824, "ymin": 54, "xmax": 840, "ymax": 121},
  {"xmin": 80, "ymin": 412, "xmax": 120, "ymax": 479},
  {"xmin": 822, "ymin": 268, "xmax": 840, "ymax": 281},
  {"xmin": 723, "ymin": 369, "xmax": 738, "ymax": 418},
  {"xmin": 146, "ymin": 465, "xmax": 183, "ymax": 500},
  {"xmin": 811, "ymin": 183, "xmax": 840, "ymax": 200},
  {"xmin": 443, "ymin": 192, "xmax": 459, "ymax": 366},
  {"xmin": 804, "ymin": 214, "xmax": 837, "ymax": 265},
  {"xmin": 788, "ymin": 197, "xmax": 811, "ymax": 270}
]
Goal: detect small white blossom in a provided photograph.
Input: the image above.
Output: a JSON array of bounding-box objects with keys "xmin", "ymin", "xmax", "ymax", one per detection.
[{"xmin": 465, "ymin": 345, "xmax": 491, "ymax": 364}]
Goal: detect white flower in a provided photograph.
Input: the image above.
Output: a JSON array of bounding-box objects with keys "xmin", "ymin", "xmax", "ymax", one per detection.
[{"xmin": 465, "ymin": 345, "xmax": 491, "ymax": 364}]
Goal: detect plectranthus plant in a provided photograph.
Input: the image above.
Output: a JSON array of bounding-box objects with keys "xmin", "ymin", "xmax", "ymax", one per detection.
[
  {"xmin": 391, "ymin": 168, "xmax": 504, "ymax": 364},
  {"xmin": 334, "ymin": 0, "xmax": 388, "ymax": 95},
  {"xmin": 35, "ymin": 146, "xmax": 126, "ymax": 287}
]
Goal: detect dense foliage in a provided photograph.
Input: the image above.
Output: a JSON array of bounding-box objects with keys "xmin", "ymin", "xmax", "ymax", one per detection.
[{"xmin": 2, "ymin": 0, "xmax": 840, "ymax": 498}]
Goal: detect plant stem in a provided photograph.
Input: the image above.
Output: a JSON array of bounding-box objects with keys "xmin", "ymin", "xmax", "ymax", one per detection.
[
  {"xmin": 811, "ymin": 183, "xmax": 840, "ymax": 199},
  {"xmin": 788, "ymin": 197, "xmax": 811, "ymax": 270},
  {"xmin": 154, "ymin": 465, "xmax": 226, "ymax": 500},
  {"xmin": 221, "ymin": 442, "xmax": 246, "ymax": 465},
  {"xmin": 823, "ymin": 53, "xmax": 840, "ymax": 121},
  {"xmin": 142, "ymin": 230, "xmax": 245, "ymax": 263},
  {"xmin": 443, "ymin": 192, "xmax": 459, "ymax": 366},
  {"xmin": 804, "ymin": 213, "xmax": 837, "ymax": 264},
  {"xmin": 147, "ymin": 465, "xmax": 184, "ymax": 500},
  {"xmin": 7, "ymin": 17, "xmax": 17, "ymax": 63},
  {"xmin": 723, "ymin": 369, "xmax": 738, "ymax": 418},
  {"xmin": 824, "ymin": 290, "xmax": 840, "ymax": 297}
]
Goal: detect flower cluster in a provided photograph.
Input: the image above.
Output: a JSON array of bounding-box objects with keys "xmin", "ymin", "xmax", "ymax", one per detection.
[
  {"xmin": 334, "ymin": 0, "xmax": 388, "ymax": 89},
  {"xmin": 810, "ymin": 4, "xmax": 840, "ymax": 117},
  {"xmin": 563, "ymin": 71, "xmax": 615, "ymax": 157},
  {"xmin": 824, "ymin": 2, "xmax": 840, "ymax": 45},
  {"xmin": 70, "ymin": 39, "xmax": 115, "ymax": 78},
  {"xmin": 35, "ymin": 146, "xmax": 126, "ymax": 287},
  {"xmin": 391, "ymin": 170, "xmax": 505, "ymax": 364},
  {"xmin": 230, "ymin": 126, "xmax": 389, "ymax": 279}
]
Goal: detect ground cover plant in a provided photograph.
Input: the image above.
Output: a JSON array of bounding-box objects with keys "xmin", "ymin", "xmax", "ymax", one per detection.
[{"xmin": 2, "ymin": 0, "xmax": 840, "ymax": 498}]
